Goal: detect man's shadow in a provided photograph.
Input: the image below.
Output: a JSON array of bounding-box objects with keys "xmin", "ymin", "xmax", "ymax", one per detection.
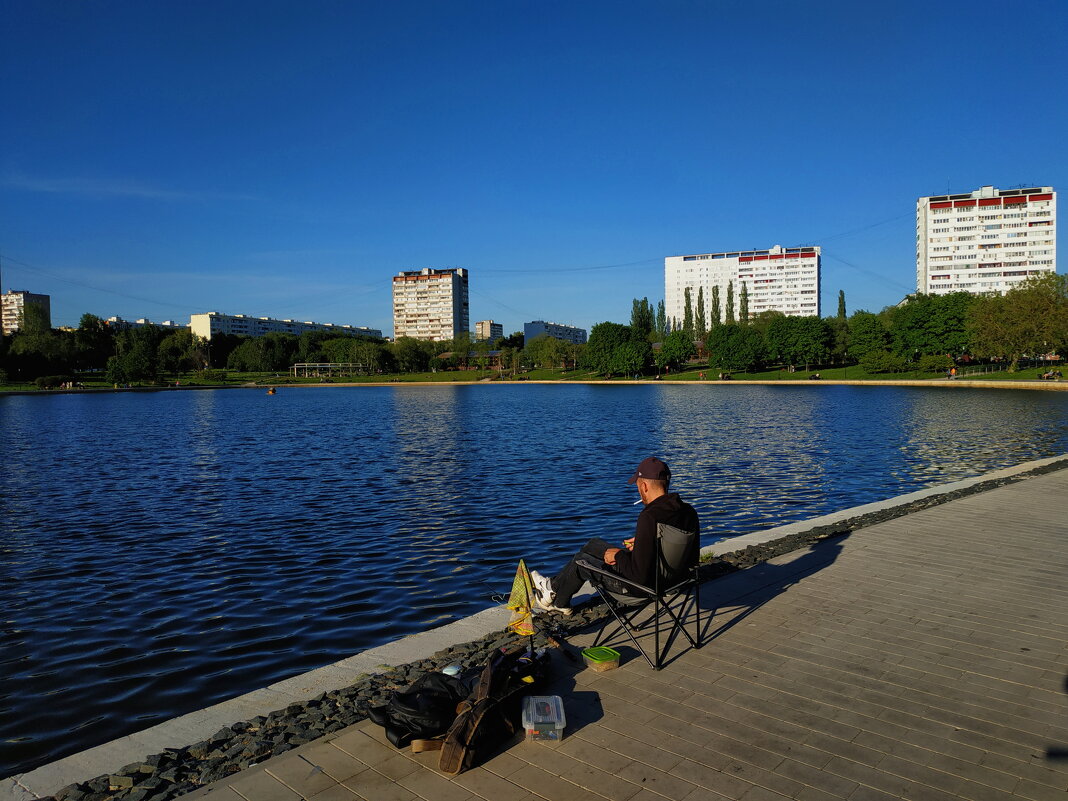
[{"xmin": 697, "ymin": 533, "xmax": 849, "ymax": 648}]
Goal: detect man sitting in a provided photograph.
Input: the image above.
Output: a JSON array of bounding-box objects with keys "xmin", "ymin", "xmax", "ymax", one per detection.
[{"xmin": 531, "ymin": 457, "xmax": 700, "ymax": 615}]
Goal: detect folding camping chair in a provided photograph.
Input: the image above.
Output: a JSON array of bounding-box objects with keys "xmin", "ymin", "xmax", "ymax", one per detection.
[{"xmin": 575, "ymin": 522, "xmax": 702, "ymax": 670}]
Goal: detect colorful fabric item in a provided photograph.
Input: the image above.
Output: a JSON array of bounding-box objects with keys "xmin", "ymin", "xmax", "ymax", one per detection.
[{"xmin": 506, "ymin": 559, "xmax": 535, "ymax": 636}]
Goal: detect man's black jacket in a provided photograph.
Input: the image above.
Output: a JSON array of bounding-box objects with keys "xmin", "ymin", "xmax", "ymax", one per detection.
[{"xmin": 612, "ymin": 492, "xmax": 699, "ymax": 586}]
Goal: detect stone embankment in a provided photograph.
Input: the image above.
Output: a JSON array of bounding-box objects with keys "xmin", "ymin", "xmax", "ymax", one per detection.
[{"xmin": 5, "ymin": 454, "xmax": 1068, "ymax": 801}]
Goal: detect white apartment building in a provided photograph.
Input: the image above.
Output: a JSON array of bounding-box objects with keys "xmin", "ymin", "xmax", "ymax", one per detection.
[
  {"xmin": 106, "ymin": 316, "xmax": 188, "ymax": 331},
  {"xmin": 916, "ymin": 185, "xmax": 1056, "ymax": 296},
  {"xmin": 475, "ymin": 320, "xmax": 503, "ymax": 341},
  {"xmin": 1, "ymin": 290, "xmax": 51, "ymax": 335},
  {"xmin": 189, "ymin": 312, "xmax": 382, "ymax": 341},
  {"xmin": 523, "ymin": 320, "xmax": 587, "ymax": 345},
  {"xmin": 392, "ymin": 268, "xmax": 469, "ymax": 341},
  {"xmin": 665, "ymin": 245, "xmax": 821, "ymax": 327}
]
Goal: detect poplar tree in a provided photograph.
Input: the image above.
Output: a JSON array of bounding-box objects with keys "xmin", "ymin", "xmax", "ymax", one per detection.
[
  {"xmin": 630, "ymin": 297, "xmax": 654, "ymax": 341},
  {"xmin": 655, "ymin": 300, "xmax": 667, "ymax": 340},
  {"xmin": 837, "ymin": 290, "xmax": 847, "ymax": 319},
  {"xmin": 739, "ymin": 282, "xmax": 749, "ymax": 325},
  {"xmin": 695, "ymin": 287, "xmax": 707, "ymax": 341},
  {"xmin": 725, "ymin": 281, "xmax": 735, "ymax": 325},
  {"xmin": 683, "ymin": 288, "xmax": 694, "ymax": 335},
  {"xmin": 710, "ymin": 285, "xmax": 721, "ymax": 326}
]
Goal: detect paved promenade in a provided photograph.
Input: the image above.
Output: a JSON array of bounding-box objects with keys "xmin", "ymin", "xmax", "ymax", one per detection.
[{"xmin": 180, "ymin": 468, "xmax": 1068, "ymax": 801}]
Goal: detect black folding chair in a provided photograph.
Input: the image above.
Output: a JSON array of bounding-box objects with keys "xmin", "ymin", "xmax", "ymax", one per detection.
[{"xmin": 576, "ymin": 523, "xmax": 701, "ymax": 670}]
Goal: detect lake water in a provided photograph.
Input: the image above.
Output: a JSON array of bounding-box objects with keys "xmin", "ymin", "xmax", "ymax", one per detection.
[{"xmin": 2, "ymin": 383, "xmax": 1068, "ymax": 776}]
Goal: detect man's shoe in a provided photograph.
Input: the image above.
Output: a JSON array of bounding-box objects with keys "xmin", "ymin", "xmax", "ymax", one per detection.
[
  {"xmin": 530, "ymin": 570, "xmax": 555, "ymax": 602},
  {"xmin": 530, "ymin": 570, "xmax": 573, "ymax": 616}
]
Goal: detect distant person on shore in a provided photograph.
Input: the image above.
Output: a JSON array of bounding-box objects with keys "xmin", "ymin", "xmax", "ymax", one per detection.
[{"xmin": 530, "ymin": 457, "xmax": 700, "ymax": 615}]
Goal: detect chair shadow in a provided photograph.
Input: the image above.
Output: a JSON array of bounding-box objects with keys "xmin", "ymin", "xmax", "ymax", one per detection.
[
  {"xmin": 590, "ymin": 533, "xmax": 851, "ymax": 671},
  {"xmin": 1045, "ymin": 671, "xmax": 1068, "ymax": 762}
]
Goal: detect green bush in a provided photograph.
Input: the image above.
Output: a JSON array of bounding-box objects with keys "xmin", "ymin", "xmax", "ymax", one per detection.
[
  {"xmin": 859, "ymin": 350, "xmax": 908, "ymax": 374},
  {"xmin": 194, "ymin": 369, "xmax": 228, "ymax": 383},
  {"xmin": 917, "ymin": 354, "xmax": 953, "ymax": 373},
  {"xmin": 0, "ymin": 368, "xmax": 7, "ymax": 386},
  {"xmin": 34, "ymin": 375, "xmax": 71, "ymax": 389}
]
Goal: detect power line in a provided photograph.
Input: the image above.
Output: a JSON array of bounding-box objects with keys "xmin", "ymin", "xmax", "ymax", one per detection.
[
  {"xmin": 820, "ymin": 248, "xmax": 913, "ymax": 294},
  {"xmin": 478, "ymin": 257, "xmax": 662, "ymax": 274},
  {"xmin": 0, "ymin": 253, "xmax": 196, "ymax": 314}
]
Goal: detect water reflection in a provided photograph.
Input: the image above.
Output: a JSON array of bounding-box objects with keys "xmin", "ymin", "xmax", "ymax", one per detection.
[{"xmin": 2, "ymin": 384, "xmax": 1068, "ymax": 777}]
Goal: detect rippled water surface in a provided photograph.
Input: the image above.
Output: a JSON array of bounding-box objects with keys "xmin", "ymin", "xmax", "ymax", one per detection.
[{"xmin": 2, "ymin": 384, "xmax": 1067, "ymax": 776}]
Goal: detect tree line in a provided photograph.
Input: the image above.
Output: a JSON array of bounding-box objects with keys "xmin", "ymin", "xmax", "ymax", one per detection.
[
  {"xmin": 3, "ymin": 274, "xmax": 1065, "ymax": 386},
  {"xmin": 581, "ymin": 274, "xmax": 1068, "ymax": 377}
]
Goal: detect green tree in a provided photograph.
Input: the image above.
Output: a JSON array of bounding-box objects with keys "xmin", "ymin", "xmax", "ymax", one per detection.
[
  {"xmin": 682, "ymin": 288, "xmax": 694, "ymax": 336},
  {"xmin": 630, "ymin": 298, "xmax": 654, "ymax": 341},
  {"xmin": 75, "ymin": 313, "xmax": 115, "ymax": 370},
  {"xmin": 765, "ymin": 315, "xmax": 831, "ymax": 368},
  {"xmin": 887, "ymin": 292, "xmax": 975, "ymax": 358},
  {"xmin": 157, "ymin": 330, "xmax": 204, "ymax": 376},
  {"xmin": 725, "ymin": 281, "xmax": 735, "ymax": 325},
  {"xmin": 107, "ymin": 324, "xmax": 161, "ymax": 383},
  {"xmin": 7, "ymin": 305, "xmax": 75, "ymax": 378},
  {"xmin": 694, "ymin": 287, "xmax": 706, "ymax": 342},
  {"xmin": 655, "ymin": 300, "xmax": 668, "ymax": 340},
  {"xmin": 496, "ymin": 331, "xmax": 525, "ymax": 349},
  {"xmin": 738, "ymin": 282, "xmax": 749, "ymax": 325},
  {"xmin": 655, "ymin": 330, "xmax": 696, "ymax": 372},
  {"xmin": 390, "ymin": 337, "xmax": 432, "ymax": 373},
  {"xmin": 609, "ymin": 341, "xmax": 648, "ymax": 377},
  {"xmin": 706, "ymin": 324, "xmax": 765, "ymax": 373},
  {"xmin": 837, "ymin": 290, "xmax": 847, "ymax": 320},
  {"xmin": 584, "ymin": 322, "xmax": 649, "ymax": 376},
  {"xmin": 967, "ymin": 273, "xmax": 1068, "ymax": 369},
  {"xmin": 847, "ymin": 312, "xmax": 889, "ymax": 362},
  {"xmin": 584, "ymin": 322, "xmax": 630, "ymax": 375},
  {"xmin": 709, "ymin": 285, "xmax": 721, "ymax": 327}
]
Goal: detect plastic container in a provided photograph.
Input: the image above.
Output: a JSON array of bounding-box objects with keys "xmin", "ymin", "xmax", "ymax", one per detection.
[
  {"xmin": 581, "ymin": 646, "xmax": 620, "ymax": 672},
  {"xmin": 522, "ymin": 695, "xmax": 566, "ymax": 741}
]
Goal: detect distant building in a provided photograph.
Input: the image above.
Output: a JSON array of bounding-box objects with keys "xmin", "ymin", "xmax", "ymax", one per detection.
[
  {"xmin": 665, "ymin": 245, "xmax": 821, "ymax": 326},
  {"xmin": 916, "ymin": 185, "xmax": 1056, "ymax": 296},
  {"xmin": 475, "ymin": 320, "xmax": 503, "ymax": 341},
  {"xmin": 392, "ymin": 268, "xmax": 470, "ymax": 341},
  {"xmin": 189, "ymin": 312, "xmax": 382, "ymax": 341},
  {"xmin": 1, "ymin": 290, "xmax": 51, "ymax": 335},
  {"xmin": 523, "ymin": 320, "xmax": 587, "ymax": 346},
  {"xmin": 106, "ymin": 316, "xmax": 189, "ymax": 331}
]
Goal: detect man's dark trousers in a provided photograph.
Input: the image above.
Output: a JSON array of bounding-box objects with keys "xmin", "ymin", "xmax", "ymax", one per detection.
[{"xmin": 551, "ymin": 537, "xmax": 624, "ymax": 607}]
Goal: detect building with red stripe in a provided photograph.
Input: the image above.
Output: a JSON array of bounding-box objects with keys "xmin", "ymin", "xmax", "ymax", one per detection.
[
  {"xmin": 916, "ymin": 185, "xmax": 1056, "ymax": 296},
  {"xmin": 665, "ymin": 245, "xmax": 821, "ymax": 329}
]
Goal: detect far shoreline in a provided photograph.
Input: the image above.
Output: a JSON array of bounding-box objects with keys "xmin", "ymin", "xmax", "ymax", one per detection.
[{"xmin": 3, "ymin": 377, "xmax": 1068, "ymax": 396}]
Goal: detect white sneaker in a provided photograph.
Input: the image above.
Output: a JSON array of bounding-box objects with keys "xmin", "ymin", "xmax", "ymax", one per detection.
[{"xmin": 530, "ymin": 570, "xmax": 573, "ymax": 616}]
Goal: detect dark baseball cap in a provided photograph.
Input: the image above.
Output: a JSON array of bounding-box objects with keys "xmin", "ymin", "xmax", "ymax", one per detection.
[{"xmin": 627, "ymin": 457, "xmax": 671, "ymax": 484}]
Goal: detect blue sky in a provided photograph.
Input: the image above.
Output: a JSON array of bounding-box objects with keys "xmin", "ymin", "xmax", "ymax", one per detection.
[{"xmin": 2, "ymin": 1, "xmax": 1065, "ymax": 334}]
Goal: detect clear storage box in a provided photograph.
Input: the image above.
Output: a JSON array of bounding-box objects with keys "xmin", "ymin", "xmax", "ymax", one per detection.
[
  {"xmin": 581, "ymin": 646, "xmax": 620, "ymax": 671},
  {"xmin": 522, "ymin": 695, "xmax": 566, "ymax": 741}
]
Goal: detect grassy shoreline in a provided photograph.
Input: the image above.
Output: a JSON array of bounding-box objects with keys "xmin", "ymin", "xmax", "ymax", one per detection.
[{"xmin": 2, "ymin": 364, "xmax": 1066, "ymax": 394}]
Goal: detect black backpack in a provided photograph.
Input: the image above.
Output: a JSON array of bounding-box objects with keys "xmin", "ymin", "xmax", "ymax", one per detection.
[{"xmin": 368, "ymin": 671, "xmax": 474, "ymax": 748}]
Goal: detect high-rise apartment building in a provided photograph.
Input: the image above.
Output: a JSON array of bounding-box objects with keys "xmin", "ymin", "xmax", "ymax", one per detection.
[
  {"xmin": 189, "ymin": 312, "xmax": 381, "ymax": 341},
  {"xmin": 523, "ymin": 321, "xmax": 587, "ymax": 345},
  {"xmin": 916, "ymin": 185, "xmax": 1056, "ymax": 296},
  {"xmin": 665, "ymin": 245, "xmax": 821, "ymax": 327},
  {"xmin": 475, "ymin": 320, "xmax": 503, "ymax": 341},
  {"xmin": 392, "ymin": 268, "xmax": 469, "ymax": 341},
  {"xmin": 1, "ymin": 290, "xmax": 51, "ymax": 335}
]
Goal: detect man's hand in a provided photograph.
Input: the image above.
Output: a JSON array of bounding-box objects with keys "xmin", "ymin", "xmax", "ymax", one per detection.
[{"xmin": 603, "ymin": 547, "xmax": 622, "ymax": 565}]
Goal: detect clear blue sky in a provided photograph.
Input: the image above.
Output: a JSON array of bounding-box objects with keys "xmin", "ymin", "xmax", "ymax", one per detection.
[{"xmin": 2, "ymin": 1, "xmax": 1065, "ymax": 334}]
